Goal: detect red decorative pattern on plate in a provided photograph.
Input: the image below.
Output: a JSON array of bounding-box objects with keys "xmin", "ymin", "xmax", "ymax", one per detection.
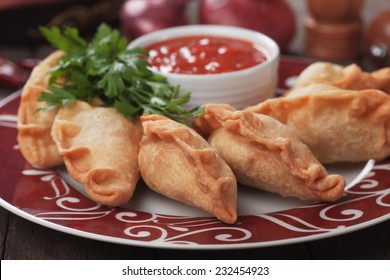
[{"xmin": 1, "ymin": 57, "xmax": 390, "ymax": 249}]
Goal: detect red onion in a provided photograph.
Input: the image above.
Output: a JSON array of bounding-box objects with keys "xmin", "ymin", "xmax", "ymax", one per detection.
[
  {"xmin": 199, "ymin": 0, "xmax": 296, "ymax": 51},
  {"xmin": 120, "ymin": 0, "xmax": 189, "ymax": 40}
]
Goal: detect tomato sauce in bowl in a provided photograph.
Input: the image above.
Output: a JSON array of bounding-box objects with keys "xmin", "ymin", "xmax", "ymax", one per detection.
[
  {"xmin": 128, "ymin": 25, "xmax": 279, "ymax": 109},
  {"xmin": 145, "ymin": 35, "xmax": 267, "ymax": 74}
]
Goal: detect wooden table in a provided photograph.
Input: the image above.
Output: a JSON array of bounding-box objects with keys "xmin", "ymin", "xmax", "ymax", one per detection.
[{"xmin": 1, "ymin": 48, "xmax": 390, "ymax": 260}]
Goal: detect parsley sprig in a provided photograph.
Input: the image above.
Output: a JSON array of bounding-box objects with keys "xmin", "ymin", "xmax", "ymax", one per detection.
[{"xmin": 38, "ymin": 23, "xmax": 204, "ymax": 124}]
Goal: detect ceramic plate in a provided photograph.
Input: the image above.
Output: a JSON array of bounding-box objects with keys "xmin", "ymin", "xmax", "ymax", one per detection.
[{"xmin": 1, "ymin": 57, "xmax": 390, "ymax": 249}]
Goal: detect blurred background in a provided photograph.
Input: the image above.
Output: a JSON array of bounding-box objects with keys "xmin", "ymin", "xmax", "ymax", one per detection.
[{"xmin": 1, "ymin": 0, "xmax": 390, "ymax": 89}]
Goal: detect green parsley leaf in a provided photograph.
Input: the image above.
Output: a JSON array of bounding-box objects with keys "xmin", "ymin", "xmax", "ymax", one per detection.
[
  {"xmin": 39, "ymin": 26, "xmax": 86, "ymax": 55},
  {"xmin": 39, "ymin": 23, "xmax": 203, "ymax": 125},
  {"xmin": 38, "ymin": 86, "xmax": 76, "ymax": 108}
]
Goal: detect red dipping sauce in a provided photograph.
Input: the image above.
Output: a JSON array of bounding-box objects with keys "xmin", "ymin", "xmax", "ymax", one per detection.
[{"xmin": 145, "ymin": 35, "xmax": 267, "ymax": 75}]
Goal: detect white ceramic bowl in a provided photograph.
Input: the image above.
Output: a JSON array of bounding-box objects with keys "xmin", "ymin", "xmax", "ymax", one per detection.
[{"xmin": 128, "ymin": 25, "xmax": 280, "ymax": 109}]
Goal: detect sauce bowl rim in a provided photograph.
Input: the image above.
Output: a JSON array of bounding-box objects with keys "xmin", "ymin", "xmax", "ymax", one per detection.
[{"xmin": 127, "ymin": 24, "xmax": 280, "ymax": 80}]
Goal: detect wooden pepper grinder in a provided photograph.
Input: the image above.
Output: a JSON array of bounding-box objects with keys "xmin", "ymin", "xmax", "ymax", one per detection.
[{"xmin": 304, "ymin": 0, "xmax": 364, "ymax": 62}]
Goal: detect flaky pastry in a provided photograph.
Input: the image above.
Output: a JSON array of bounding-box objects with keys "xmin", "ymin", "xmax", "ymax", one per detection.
[
  {"xmin": 17, "ymin": 50, "xmax": 65, "ymax": 167},
  {"xmin": 197, "ymin": 104, "xmax": 346, "ymax": 201},
  {"xmin": 292, "ymin": 62, "xmax": 390, "ymax": 94},
  {"xmin": 138, "ymin": 114, "xmax": 237, "ymax": 224},
  {"xmin": 51, "ymin": 100, "xmax": 142, "ymax": 207},
  {"xmin": 247, "ymin": 85, "xmax": 390, "ymax": 163}
]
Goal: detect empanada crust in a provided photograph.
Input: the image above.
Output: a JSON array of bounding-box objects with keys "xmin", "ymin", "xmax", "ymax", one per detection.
[
  {"xmin": 199, "ymin": 104, "xmax": 346, "ymax": 201},
  {"xmin": 51, "ymin": 100, "xmax": 142, "ymax": 207},
  {"xmin": 247, "ymin": 87, "xmax": 390, "ymax": 163},
  {"xmin": 293, "ymin": 62, "xmax": 390, "ymax": 94},
  {"xmin": 17, "ymin": 50, "xmax": 65, "ymax": 167},
  {"xmin": 138, "ymin": 115, "xmax": 237, "ymax": 224}
]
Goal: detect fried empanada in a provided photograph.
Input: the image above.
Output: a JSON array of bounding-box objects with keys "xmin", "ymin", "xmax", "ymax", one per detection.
[
  {"xmin": 197, "ymin": 104, "xmax": 345, "ymax": 202},
  {"xmin": 292, "ymin": 62, "xmax": 390, "ymax": 94},
  {"xmin": 138, "ymin": 114, "xmax": 237, "ymax": 224},
  {"xmin": 25, "ymin": 50, "xmax": 64, "ymax": 88},
  {"xmin": 247, "ymin": 86, "xmax": 390, "ymax": 163},
  {"xmin": 17, "ymin": 51, "xmax": 65, "ymax": 167},
  {"xmin": 51, "ymin": 100, "xmax": 142, "ymax": 207}
]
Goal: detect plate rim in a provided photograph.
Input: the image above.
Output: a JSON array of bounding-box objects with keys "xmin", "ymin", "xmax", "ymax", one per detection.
[{"xmin": 1, "ymin": 196, "xmax": 390, "ymax": 250}]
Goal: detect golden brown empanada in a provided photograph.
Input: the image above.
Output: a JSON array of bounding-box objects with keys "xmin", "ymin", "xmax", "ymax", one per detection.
[
  {"xmin": 372, "ymin": 67, "xmax": 390, "ymax": 94},
  {"xmin": 138, "ymin": 114, "xmax": 237, "ymax": 224},
  {"xmin": 17, "ymin": 51, "xmax": 64, "ymax": 167},
  {"xmin": 292, "ymin": 62, "xmax": 390, "ymax": 94},
  {"xmin": 247, "ymin": 86, "xmax": 390, "ymax": 163},
  {"xmin": 25, "ymin": 50, "xmax": 64, "ymax": 88},
  {"xmin": 197, "ymin": 104, "xmax": 345, "ymax": 202},
  {"xmin": 51, "ymin": 100, "xmax": 142, "ymax": 207}
]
